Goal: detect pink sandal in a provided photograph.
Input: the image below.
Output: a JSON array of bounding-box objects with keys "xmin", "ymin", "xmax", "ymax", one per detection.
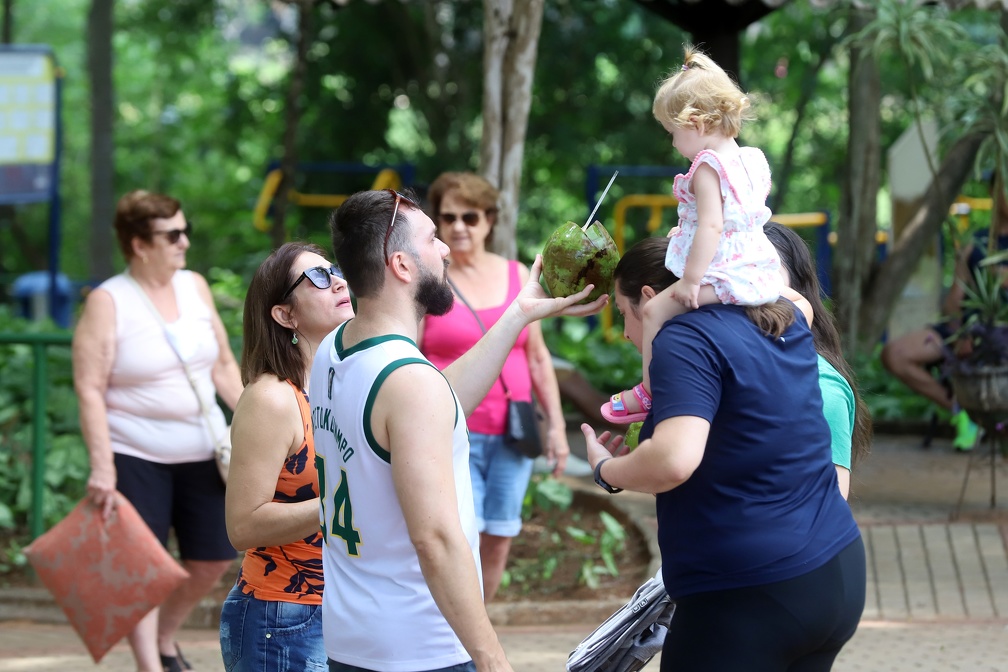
[{"xmin": 600, "ymin": 383, "xmax": 652, "ymax": 424}]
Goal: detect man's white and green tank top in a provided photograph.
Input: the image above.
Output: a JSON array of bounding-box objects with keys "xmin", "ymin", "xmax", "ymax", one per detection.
[{"xmin": 310, "ymin": 320, "xmax": 480, "ymax": 671}]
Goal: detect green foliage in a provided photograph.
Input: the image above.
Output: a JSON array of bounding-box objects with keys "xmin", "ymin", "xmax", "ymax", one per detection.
[
  {"xmin": 521, "ymin": 474, "xmax": 574, "ymax": 519},
  {"xmin": 569, "ymin": 510, "xmax": 627, "ymax": 589},
  {"xmin": 207, "ymin": 267, "xmax": 248, "ymax": 357},
  {"xmin": 851, "ymin": 0, "xmax": 968, "ymax": 82},
  {"xmin": 0, "ymin": 309, "xmax": 86, "ymax": 572},
  {"xmin": 507, "ymin": 475, "xmax": 628, "ymax": 592},
  {"xmin": 544, "ymin": 317, "xmax": 642, "ymax": 395},
  {"xmin": 851, "ymin": 345, "xmax": 936, "ymax": 422},
  {"xmin": 954, "ymin": 41, "xmax": 1008, "ymax": 194},
  {"xmin": 950, "ymin": 266, "xmax": 1008, "ymax": 369}
]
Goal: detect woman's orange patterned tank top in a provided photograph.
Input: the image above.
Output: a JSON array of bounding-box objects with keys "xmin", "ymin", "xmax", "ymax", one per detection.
[{"xmin": 235, "ymin": 380, "xmax": 322, "ymax": 603}]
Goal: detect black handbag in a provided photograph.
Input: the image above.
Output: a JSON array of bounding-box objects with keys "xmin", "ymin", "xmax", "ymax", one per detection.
[
  {"xmin": 505, "ymin": 397, "xmax": 545, "ymax": 459},
  {"xmin": 448, "ymin": 277, "xmax": 545, "ymax": 459}
]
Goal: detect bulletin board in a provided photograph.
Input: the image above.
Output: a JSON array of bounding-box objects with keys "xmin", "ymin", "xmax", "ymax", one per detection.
[{"xmin": 0, "ymin": 46, "xmax": 58, "ymax": 204}]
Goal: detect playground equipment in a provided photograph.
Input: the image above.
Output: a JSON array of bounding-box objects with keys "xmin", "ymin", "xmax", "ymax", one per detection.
[
  {"xmin": 949, "ymin": 195, "xmax": 993, "ymax": 231},
  {"xmin": 252, "ymin": 161, "xmax": 415, "ymax": 233}
]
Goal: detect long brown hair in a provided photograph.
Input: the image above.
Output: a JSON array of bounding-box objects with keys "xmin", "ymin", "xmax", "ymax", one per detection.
[
  {"xmin": 764, "ymin": 221, "xmax": 873, "ymax": 467},
  {"xmin": 241, "ymin": 242, "xmax": 327, "ymax": 386}
]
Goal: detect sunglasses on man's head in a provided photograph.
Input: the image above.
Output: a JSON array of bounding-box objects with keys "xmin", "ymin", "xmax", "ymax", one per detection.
[
  {"xmin": 437, "ymin": 211, "xmax": 482, "ymax": 227},
  {"xmin": 282, "ymin": 265, "xmax": 344, "ymax": 301},
  {"xmin": 383, "ymin": 188, "xmax": 421, "ymax": 266},
  {"xmin": 151, "ymin": 223, "xmax": 192, "ymax": 245}
]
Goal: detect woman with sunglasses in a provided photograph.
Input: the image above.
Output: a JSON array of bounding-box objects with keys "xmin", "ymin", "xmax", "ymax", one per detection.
[
  {"xmin": 72, "ymin": 189, "xmax": 243, "ymax": 672},
  {"xmin": 419, "ymin": 171, "xmax": 569, "ymax": 603},
  {"xmin": 219, "ymin": 242, "xmax": 352, "ymax": 672}
]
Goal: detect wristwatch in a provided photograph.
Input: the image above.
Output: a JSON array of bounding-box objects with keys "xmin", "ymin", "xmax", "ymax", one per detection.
[{"xmin": 593, "ymin": 458, "xmax": 623, "ymax": 494}]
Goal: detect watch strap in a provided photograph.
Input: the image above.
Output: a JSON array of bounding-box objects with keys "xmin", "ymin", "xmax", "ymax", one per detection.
[{"xmin": 593, "ymin": 458, "xmax": 623, "ymax": 494}]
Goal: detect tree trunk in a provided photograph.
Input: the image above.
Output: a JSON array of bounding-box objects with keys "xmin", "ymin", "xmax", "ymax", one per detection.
[
  {"xmin": 272, "ymin": 0, "xmax": 313, "ymax": 250},
  {"xmin": 87, "ymin": 0, "xmax": 115, "ymax": 281},
  {"xmin": 480, "ymin": 0, "xmax": 544, "ymax": 260},
  {"xmin": 2, "ymin": 0, "xmax": 12, "ymax": 43},
  {"xmin": 858, "ymin": 130, "xmax": 987, "ymax": 344},
  {"xmin": 833, "ymin": 7, "xmax": 881, "ymax": 354},
  {"xmin": 691, "ymin": 28, "xmax": 740, "ymax": 86}
]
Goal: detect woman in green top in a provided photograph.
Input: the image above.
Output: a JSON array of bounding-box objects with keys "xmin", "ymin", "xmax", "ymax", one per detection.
[{"xmin": 764, "ymin": 221, "xmax": 872, "ymax": 498}]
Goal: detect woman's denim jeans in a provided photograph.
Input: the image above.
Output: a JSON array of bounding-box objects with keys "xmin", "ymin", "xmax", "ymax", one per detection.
[{"xmin": 220, "ymin": 583, "xmax": 326, "ymax": 672}]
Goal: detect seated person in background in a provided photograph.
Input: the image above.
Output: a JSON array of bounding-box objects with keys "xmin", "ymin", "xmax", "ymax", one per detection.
[{"xmin": 881, "ymin": 174, "xmax": 1008, "ymax": 449}]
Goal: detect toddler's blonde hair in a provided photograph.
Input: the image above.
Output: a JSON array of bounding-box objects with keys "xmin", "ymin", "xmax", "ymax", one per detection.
[{"xmin": 652, "ymin": 45, "xmax": 754, "ymax": 138}]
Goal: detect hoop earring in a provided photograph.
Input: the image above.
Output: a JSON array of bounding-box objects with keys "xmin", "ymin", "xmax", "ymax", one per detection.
[{"xmin": 291, "ymin": 332, "xmax": 298, "ymax": 345}]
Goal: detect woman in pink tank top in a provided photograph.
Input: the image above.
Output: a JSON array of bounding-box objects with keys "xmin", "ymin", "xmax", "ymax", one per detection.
[{"xmin": 419, "ymin": 172, "xmax": 569, "ymax": 602}]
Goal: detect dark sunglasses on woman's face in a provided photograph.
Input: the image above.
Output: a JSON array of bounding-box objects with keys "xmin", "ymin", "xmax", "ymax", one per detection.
[
  {"xmin": 438, "ymin": 211, "xmax": 481, "ymax": 227},
  {"xmin": 282, "ymin": 265, "xmax": 344, "ymax": 301},
  {"xmin": 151, "ymin": 222, "xmax": 192, "ymax": 245}
]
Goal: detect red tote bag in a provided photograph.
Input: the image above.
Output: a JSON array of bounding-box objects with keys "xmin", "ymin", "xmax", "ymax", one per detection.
[{"xmin": 23, "ymin": 493, "xmax": 190, "ymax": 662}]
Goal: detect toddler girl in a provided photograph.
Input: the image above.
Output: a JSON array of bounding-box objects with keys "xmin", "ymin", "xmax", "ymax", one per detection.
[{"xmin": 602, "ymin": 46, "xmax": 810, "ymax": 423}]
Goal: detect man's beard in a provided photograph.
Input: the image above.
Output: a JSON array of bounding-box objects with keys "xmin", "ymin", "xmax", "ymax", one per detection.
[{"xmin": 415, "ymin": 261, "xmax": 454, "ymax": 317}]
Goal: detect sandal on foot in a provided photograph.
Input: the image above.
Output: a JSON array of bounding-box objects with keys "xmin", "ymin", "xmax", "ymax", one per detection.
[
  {"xmin": 161, "ymin": 643, "xmax": 193, "ymax": 672},
  {"xmin": 601, "ymin": 383, "xmax": 652, "ymax": 424}
]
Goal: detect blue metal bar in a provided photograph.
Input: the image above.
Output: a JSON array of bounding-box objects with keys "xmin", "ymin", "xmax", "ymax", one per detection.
[{"xmin": 48, "ymin": 55, "xmax": 64, "ymax": 326}]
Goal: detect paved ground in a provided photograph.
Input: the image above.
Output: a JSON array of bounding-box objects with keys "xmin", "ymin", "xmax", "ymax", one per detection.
[{"xmin": 1, "ymin": 433, "xmax": 1006, "ymax": 671}]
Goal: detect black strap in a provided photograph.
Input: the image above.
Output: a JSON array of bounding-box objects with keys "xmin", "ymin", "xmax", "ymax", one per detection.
[{"xmin": 446, "ymin": 276, "xmax": 512, "ymax": 400}]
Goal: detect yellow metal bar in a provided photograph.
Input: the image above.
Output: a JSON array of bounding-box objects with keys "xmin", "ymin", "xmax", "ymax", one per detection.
[
  {"xmin": 771, "ymin": 212, "xmax": 828, "ymax": 227},
  {"xmin": 950, "ymin": 196, "xmax": 993, "ymax": 232},
  {"xmin": 371, "ymin": 168, "xmax": 403, "ymax": 191},
  {"xmin": 253, "ymin": 168, "xmax": 404, "ymax": 234},
  {"xmin": 288, "ymin": 192, "xmax": 348, "ymax": 208},
  {"xmin": 253, "ymin": 169, "xmax": 285, "ymax": 232},
  {"xmin": 612, "ymin": 194, "xmax": 679, "ymax": 252}
]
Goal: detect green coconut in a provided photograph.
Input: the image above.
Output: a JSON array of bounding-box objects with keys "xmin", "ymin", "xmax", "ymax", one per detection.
[{"xmin": 541, "ymin": 220, "xmax": 619, "ymax": 304}]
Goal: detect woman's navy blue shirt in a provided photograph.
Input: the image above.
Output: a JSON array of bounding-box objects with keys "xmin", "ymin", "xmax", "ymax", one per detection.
[{"xmin": 639, "ymin": 303, "xmax": 861, "ymax": 599}]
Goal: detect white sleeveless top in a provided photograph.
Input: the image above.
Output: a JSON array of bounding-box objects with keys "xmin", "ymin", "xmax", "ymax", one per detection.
[
  {"xmin": 100, "ymin": 270, "xmax": 225, "ymax": 464},
  {"xmin": 311, "ymin": 321, "xmax": 480, "ymax": 671}
]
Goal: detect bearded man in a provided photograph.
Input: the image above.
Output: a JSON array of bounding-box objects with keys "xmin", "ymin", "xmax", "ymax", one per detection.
[{"xmin": 311, "ymin": 189, "xmax": 607, "ymax": 672}]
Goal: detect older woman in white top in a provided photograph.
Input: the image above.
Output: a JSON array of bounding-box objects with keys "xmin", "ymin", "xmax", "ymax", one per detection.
[{"xmin": 72, "ymin": 189, "xmax": 242, "ymax": 672}]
